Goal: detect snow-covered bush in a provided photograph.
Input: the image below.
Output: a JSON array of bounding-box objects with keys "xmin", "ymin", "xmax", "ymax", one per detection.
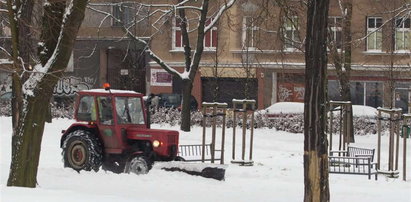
[
  {"xmin": 1, "ymin": 100, "xmax": 395, "ymax": 136},
  {"xmin": 0, "ymin": 101, "xmax": 11, "ymax": 116},
  {"xmin": 147, "ymin": 107, "xmax": 392, "ymax": 135},
  {"xmin": 0, "ymin": 101, "xmax": 74, "ymax": 119}
]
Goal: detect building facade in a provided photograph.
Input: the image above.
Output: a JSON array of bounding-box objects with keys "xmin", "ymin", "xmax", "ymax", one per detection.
[{"xmin": 0, "ymin": 0, "xmax": 410, "ymax": 112}]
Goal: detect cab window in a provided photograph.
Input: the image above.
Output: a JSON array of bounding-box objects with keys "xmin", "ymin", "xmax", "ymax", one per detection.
[
  {"xmin": 115, "ymin": 97, "xmax": 145, "ymax": 124},
  {"xmin": 77, "ymin": 96, "xmax": 96, "ymax": 121},
  {"xmin": 98, "ymin": 96, "xmax": 114, "ymax": 125}
]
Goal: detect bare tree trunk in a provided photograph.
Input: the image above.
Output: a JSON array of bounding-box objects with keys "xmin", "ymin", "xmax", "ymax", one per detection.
[
  {"xmin": 7, "ymin": 0, "xmax": 89, "ymax": 187},
  {"xmin": 178, "ymin": 1, "xmax": 192, "ymax": 132},
  {"xmin": 329, "ymin": 0, "xmax": 354, "ymax": 143},
  {"xmin": 7, "ymin": 0, "xmax": 24, "ymax": 132},
  {"xmin": 304, "ymin": 0, "xmax": 330, "ymax": 201},
  {"xmin": 341, "ymin": 0, "xmax": 354, "ymax": 143},
  {"xmin": 181, "ymin": 79, "xmax": 193, "ymax": 130}
]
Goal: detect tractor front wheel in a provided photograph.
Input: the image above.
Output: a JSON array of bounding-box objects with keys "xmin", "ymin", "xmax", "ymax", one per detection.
[
  {"xmin": 125, "ymin": 155, "xmax": 151, "ymax": 175},
  {"xmin": 62, "ymin": 130, "xmax": 103, "ymax": 172}
]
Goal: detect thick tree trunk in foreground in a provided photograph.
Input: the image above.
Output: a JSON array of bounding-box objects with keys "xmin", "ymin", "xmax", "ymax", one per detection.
[
  {"xmin": 7, "ymin": 0, "xmax": 89, "ymax": 187},
  {"xmin": 304, "ymin": 0, "xmax": 330, "ymax": 201}
]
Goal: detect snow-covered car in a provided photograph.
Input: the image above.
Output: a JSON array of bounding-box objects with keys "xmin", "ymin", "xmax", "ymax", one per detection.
[
  {"xmin": 263, "ymin": 102, "xmax": 304, "ymax": 119},
  {"xmin": 263, "ymin": 102, "xmax": 378, "ymax": 119}
]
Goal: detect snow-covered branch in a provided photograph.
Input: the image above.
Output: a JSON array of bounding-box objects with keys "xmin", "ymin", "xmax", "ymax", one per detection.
[
  {"xmin": 0, "ymin": 46, "xmax": 12, "ymax": 58},
  {"xmin": 122, "ymin": 26, "xmax": 183, "ymax": 79},
  {"xmin": 204, "ymin": 0, "xmax": 235, "ymax": 33},
  {"xmin": 23, "ymin": 0, "xmax": 88, "ymax": 96}
]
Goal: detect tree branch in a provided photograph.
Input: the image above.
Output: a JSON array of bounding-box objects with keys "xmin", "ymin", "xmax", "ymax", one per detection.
[{"xmin": 204, "ymin": 0, "xmax": 235, "ymax": 33}]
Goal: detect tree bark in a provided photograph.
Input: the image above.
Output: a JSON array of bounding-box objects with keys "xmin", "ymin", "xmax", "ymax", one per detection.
[
  {"xmin": 341, "ymin": 0, "xmax": 354, "ymax": 143},
  {"xmin": 179, "ymin": 0, "xmax": 209, "ymax": 131},
  {"xmin": 181, "ymin": 79, "xmax": 193, "ymax": 131},
  {"xmin": 329, "ymin": 0, "xmax": 354, "ymax": 143},
  {"xmin": 7, "ymin": 0, "xmax": 89, "ymax": 187},
  {"xmin": 304, "ymin": 0, "xmax": 330, "ymax": 202}
]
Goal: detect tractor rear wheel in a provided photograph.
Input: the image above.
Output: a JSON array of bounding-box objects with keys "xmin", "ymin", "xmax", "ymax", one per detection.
[
  {"xmin": 125, "ymin": 155, "xmax": 151, "ymax": 175},
  {"xmin": 62, "ymin": 130, "xmax": 103, "ymax": 172}
]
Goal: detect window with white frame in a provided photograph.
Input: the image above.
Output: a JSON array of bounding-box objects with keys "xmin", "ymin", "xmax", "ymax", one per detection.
[
  {"xmin": 283, "ymin": 16, "xmax": 299, "ymax": 51},
  {"xmin": 328, "ymin": 17, "xmax": 342, "ymax": 50},
  {"xmin": 366, "ymin": 17, "xmax": 382, "ymax": 51},
  {"xmin": 204, "ymin": 18, "xmax": 218, "ymax": 50},
  {"xmin": 112, "ymin": 3, "xmax": 133, "ymax": 27},
  {"xmin": 395, "ymin": 17, "xmax": 410, "ymax": 51},
  {"xmin": 242, "ymin": 16, "xmax": 259, "ymax": 49},
  {"xmin": 172, "ymin": 17, "xmax": 186, "ymax": 50}
]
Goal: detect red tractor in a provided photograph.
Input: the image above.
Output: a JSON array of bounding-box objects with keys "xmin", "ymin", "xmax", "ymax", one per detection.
[{"xmin": 60, "ymin": 85, "xmax": 179, "ymax": 174}]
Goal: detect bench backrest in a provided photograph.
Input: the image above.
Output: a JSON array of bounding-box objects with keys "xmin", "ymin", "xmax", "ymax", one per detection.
[{"xmin": 347, "ymin": 146, "xmax": 375, "ymax": 161}]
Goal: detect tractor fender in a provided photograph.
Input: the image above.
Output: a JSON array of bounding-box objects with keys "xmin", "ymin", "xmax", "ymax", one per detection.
[{"xmin": 60, "ymin": 122, "xmax": 98, "ymax": 148}]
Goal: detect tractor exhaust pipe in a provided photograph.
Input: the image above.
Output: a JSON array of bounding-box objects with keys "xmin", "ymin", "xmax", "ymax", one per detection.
[{"xmin": 146, "ymin": 94, "xmax": 153, "ymax": 129}]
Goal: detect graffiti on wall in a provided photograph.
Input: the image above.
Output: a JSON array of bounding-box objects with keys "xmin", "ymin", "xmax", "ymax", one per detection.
[
  {"xmin": 1, "ymin": 75, "xmax": 94, "ymax": 98},
  {"xmin": 278, "ymin": 83, "xmax": 305, "ymax": 102},
  {"xmin": 278, "ymin": 86, "xmax": 292, "ymax": 102},
  {"xmin": 53, "ymin": 76, "xmax": 95, "ymax": 96}
]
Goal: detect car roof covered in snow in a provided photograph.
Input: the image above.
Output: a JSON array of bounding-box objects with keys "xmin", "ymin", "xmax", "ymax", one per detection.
[{"xmin": 264, "ymin": 102, "xmax": 379, "ymax": 118}]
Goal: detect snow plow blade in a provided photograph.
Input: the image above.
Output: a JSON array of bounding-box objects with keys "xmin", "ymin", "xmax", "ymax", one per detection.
[{"xmin": 160, "ymin": 162, "xmax": 227, "ymax": 181}]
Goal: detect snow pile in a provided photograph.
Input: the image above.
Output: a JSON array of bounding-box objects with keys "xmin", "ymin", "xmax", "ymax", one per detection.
[{"xmin": 1, "ymin": 117, "xmax": 410, "ymax": 202}]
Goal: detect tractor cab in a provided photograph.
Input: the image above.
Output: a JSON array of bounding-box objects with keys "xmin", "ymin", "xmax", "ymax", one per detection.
[{"xmin": 60, "ymin": 84, "xmax": 179, "ymax": 174}]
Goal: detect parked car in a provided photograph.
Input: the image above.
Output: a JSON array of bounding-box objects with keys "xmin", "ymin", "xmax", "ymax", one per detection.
[
  {"xmin": 156, "ymin": 93, "xmax": 198, "ymax": 111},
  {"xmin": 263, "ymin": 102, "xmax": 304, "ymax": 119},
  {"xmin": 263, "ymin": 102, "xmax": 378, "ymax": 120}
]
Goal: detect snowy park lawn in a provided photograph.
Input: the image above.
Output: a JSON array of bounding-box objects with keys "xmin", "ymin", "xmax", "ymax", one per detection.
[{"xmin": 1, "ymin": 116, "xmax": 410, "ymax": 202}]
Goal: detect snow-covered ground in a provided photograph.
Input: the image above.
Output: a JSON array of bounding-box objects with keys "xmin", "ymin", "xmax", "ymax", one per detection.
[{"xmin": 1, "ymin": 117, "xmax": 410, "ymax": 202}]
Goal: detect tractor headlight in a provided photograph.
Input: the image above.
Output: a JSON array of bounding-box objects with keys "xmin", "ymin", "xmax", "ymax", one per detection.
[{"xmin": 153, "ymin": 140, "xmax": 160, "ymax": 147}]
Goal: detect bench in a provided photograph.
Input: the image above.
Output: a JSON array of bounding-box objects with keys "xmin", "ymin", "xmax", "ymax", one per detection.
[
  {"xmin": 330, "ymin": 146, "xmax": 375, "ymax": 167},
  {"xmin": 329, "ymin": 156, "xmax": 378, "ymax": 180},
  {"xmin": 329, "ymin": 146, "xmax": 377, "ymax": 180},
  {"xmin": 178, "ymin": 144, "xmax": 221, "ymax": 162}
]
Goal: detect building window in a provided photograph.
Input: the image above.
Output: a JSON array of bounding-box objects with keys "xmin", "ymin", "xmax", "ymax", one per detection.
[
  {"xmin": 394, "ymin": 82, "xmax": 411, "ymax": 113},
  {"xmin": 366, "ymin": 17, "xmax": 382, "ymax": 51},
  {"xmin": 328, "ymin": 17, "xmax": 342, "ymax": 50},
  {"xmin": 328, "ymin": 80, "xmax": 383, "ymax": 108},
  {"xmin": 204, "ymin": 18, "xmax": 218, "ymax": 50},
  {"xmin": 172, "ymin": 17, "xmax": 187, "ymax": 50},
  {"xmin": 242, "ymin": 16, "xmax": 259, "ymax": 49},
  {"xmin": 283, "ymin": 16, "xmax": 299, "ymax": 51},
  {"xmin": 112, "ymin": 3, "xmax": 133, "ymax": 27},
  {"xmin": 395, "ymin": 17, "xmax": 410, "ymax": 51}
]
